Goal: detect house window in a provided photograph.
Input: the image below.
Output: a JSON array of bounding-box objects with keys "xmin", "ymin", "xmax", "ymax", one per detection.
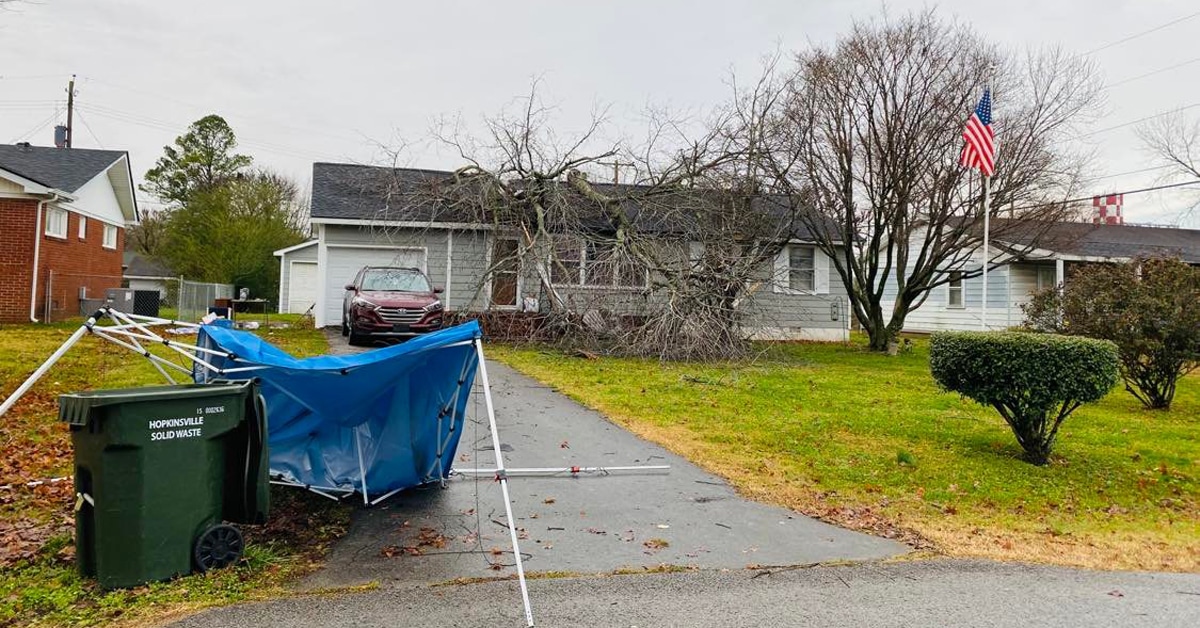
[
  {"xmin": 1036, "ymin": 265, "xmax": 1057, "ymax": 291},
  {"xmin": 788, "ymin": 246, "xmax": 816, "ymax": 291},
  {"xmin": 947, "ymin": 271, "xmax": 964, "ymax": 308},
  {"xmin": 552, "ymin": 238, "xmax": 645, "ymax": 288},
  {"xmin": 550, "ymin": 238, "xmax": 581, "ymax": 285},
  {"xmin": 44, "ymin": 207, "xmax": 68, "ymax": 238},
  {"xmin": 102, "ymin": 224, "xmax": 118, "ymax": 250},
  {"xmin": 78, "ymin": 216, "xmax": 87, "ymax": 239}
]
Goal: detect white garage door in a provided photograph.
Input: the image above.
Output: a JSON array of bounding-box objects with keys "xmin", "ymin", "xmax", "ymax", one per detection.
[
  {"xmin": 286, "ymin": 262, "xmax": 318, "ymax": 314},
  {"xmin": 322, "ymin": 246, "xmax": 427, "ymax": 326}
]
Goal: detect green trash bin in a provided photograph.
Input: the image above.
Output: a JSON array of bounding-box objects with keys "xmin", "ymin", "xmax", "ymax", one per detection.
[{"xmin": 59, "ymin": 380, "xmax": 269, "ymax": 589}]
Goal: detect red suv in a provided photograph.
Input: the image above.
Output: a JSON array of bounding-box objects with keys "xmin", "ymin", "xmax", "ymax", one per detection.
[{"xmin": 341, "ymin": 266, "xmax": 445, "ymax": 344}]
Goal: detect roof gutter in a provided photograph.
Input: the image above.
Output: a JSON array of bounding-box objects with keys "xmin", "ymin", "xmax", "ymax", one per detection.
[{"xmin": 30, "ymin": 191, "xmax": 64, "ymax": 322}]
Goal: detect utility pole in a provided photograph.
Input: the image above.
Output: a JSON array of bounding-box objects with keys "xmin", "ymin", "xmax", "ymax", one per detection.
[
  {"xmin": 597, "ymin": 159, "xmax": 635, "ymax": 184},
  {"xmin": 65, "ymin": 74, "xmax": 75, "ymax": 148}
]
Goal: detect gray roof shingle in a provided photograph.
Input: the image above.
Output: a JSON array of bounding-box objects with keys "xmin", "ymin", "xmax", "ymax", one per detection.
[
  {"xmin": 996, "ymin": 221, "xmax": 1200, "ymax": 263},
  {"xmin": 0, "ymin": 143, "xmax": 127, "ymax": 193},
  {"xmin": 310, "ymin": 162, "xmax": 835, "ymax": 241}
]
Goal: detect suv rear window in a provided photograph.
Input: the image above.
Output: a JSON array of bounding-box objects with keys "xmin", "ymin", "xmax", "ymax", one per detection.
[{"xmin": 361, "ymin": 269, "xmax": 430, "ymax": 292}]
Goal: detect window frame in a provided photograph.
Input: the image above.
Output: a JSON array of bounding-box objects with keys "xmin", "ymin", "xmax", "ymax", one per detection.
[
  {"xmin": 78, "ymin": 215, "xmax": 87, "ymax": 240},
  {"xmin": 946, "ymin": 270, "xmax": 965, "ymax": 309},
  {"xmin": 550, "ymin": 238, "xmax": 646, "ymax": 290},
  {"xmin": 787, "ymin": 245, "xmax": 816, "ymax": 292},
  {"xmin": 102, "ymin": 223, "xmax": 118, "ymax": 250},
  {"xmin": 44, "ymin": 206, "xmax": 68, "ymax": 239},
  {"xmin": 1036, "ymin": 265, "xmax": 1057, "ymax": 291}
]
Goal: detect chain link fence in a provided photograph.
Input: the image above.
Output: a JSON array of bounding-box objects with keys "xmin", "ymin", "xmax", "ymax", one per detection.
[
  {"xmin": 41, "ymin": 271, "xmax": 234, "ymax": 323},
  {"xmin": 175, "ymin": 279, "xmax": 235, "ymax": 322}
]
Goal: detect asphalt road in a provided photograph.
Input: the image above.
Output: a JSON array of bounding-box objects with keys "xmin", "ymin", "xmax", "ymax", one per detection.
[{"xmin": 170, "ymin": 558, "xmax": 1200, "ymax": 628}]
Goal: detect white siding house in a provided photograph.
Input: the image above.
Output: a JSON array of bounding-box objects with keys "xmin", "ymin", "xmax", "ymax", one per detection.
[
  {"xmin": 883, "ymin": 222, "xmax": 1200, "ymax": 333},
  {"xmin": 300, "ymin": 162, "xmax": 851, "ymax": 341}
]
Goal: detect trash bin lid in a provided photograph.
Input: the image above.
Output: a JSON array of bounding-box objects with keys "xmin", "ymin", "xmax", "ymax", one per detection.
[{"xmin": 58, "ymin": 381, "xmax": 254, "ymax": 426}]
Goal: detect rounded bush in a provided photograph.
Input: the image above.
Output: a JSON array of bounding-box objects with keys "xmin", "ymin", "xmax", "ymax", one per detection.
[{"xmin": 930, "ymin": 331, "xmax": 1118, "ymax": 464}]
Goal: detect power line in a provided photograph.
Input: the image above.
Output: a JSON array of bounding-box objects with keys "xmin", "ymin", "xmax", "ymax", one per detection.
[
  {"xmin": 1106, "ymin": 56, "xmax": 1200, "ymax": 89},
  {"xmin": 78, "ymin": 75, "xmax": 365, "ymax": 146},
  {"xmin": 1010, "ymin": 179, "xmax": 1200, "ymax": 212},
  {"xmin": 1081, "ymin": 164, "xmax": 1176, "ymax": 183},
  {"xmin": 7, "ymin": 107, "xmax": 60, "ymax": 144},
  {"xmin": 77, "ymin": 103, "xmax": 336, "ymax": 162},
  {"xmin": 1079, "ymin": 102, "xmax": 1200, "ymax": 138},
  {"xmin": 1084, "ymin": 10, "xmax": 1200, "ymax": 55},
  {"xmin": 74, "ymin": 109, "xmax": 104, "ymax": 149}
]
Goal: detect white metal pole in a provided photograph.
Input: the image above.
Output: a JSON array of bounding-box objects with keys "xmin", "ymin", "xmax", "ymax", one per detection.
[
  {"xmin": 454, "ymin": 465, "xmax": 671, "ymax": 477},
  {"xmin": 981, "ymin": 174, "xmax": 991, "ymax": 330},
  {"xmin": 355, "ymin": 424, "xmax": 369, "ymax": 507},
  {"xmin": 475, "ymin": 338, "xmax": 535, "ymax": 628},
  {"xmin": 0, "ymin": 321, "xmax": 91, "ymax": 417}
]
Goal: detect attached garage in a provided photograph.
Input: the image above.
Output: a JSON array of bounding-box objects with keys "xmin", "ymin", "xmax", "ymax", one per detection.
[{"xmin": 319, "ymin": 244, "xmax": 428, "ymax": 327}]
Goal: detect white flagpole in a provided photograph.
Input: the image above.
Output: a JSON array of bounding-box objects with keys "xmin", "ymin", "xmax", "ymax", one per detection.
[{"xmin": 981, "ymin": 174, "xmax": 990, "ymax": 330}]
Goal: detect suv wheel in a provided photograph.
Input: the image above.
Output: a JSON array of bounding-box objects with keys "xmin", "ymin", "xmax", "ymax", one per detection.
[{"xmin": 341, "ymin": 316, "xmax": 350, "ymax": 337}]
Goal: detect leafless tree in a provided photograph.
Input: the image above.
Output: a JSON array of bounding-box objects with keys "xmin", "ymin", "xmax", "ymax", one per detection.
[
  {"xmin": 766, "ymin": 11, "xmax": 1102, "ymax": 351},
  {"xmin": 1137, "ymin": 111, "xmax": 1200, "ymax": 218},
  {"xmin": 361, "ymin": 76, "xmax": 805, "ymax": 359}
]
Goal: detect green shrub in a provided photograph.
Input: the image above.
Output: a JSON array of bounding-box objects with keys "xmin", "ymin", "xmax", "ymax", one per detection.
[
  {"xmin": 929, "ymin": 331, "xmax": 1118, "ymax": 465},
  {"xmin": 1023, "ymin": 256, "xmax": 1200, "ymax": 410}
]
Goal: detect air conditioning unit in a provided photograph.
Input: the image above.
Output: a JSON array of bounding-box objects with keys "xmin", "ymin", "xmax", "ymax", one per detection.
[{"xmin": 105, "ymin": 288, "xmax": 135, "ymax": 311}]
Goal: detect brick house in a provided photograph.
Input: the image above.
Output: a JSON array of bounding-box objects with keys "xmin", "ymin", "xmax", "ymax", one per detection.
[{"xmin": 0, "ymin": 143, "xmax": 138, "ymax": 323}]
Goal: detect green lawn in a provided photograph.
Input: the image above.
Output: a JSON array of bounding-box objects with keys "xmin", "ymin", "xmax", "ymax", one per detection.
[
  {"xmin": 0, "ymin": 317, "xmax": 350, "ymax": 627},
  {"xmin": 490, "ymin": 337, "xmax": 1199, "ymax": 572}
]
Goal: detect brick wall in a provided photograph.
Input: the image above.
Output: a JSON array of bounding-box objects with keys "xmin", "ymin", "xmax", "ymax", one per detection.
[
  {"xmin": 0, "ymin": 198, "xmax": 37, "ymax": 323},
  {"xmin": 37, "ymin": 210, "xmax": 124, "ymax": 321},
  {"xmin": 0, "ymin": 198, "xmax": 125, "ymax": 323}
]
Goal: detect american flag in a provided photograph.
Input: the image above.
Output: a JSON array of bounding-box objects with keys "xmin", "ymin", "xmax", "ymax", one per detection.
[{"xmin": 960, "ymin": 89, "xmax": 995, "ymax": 176}]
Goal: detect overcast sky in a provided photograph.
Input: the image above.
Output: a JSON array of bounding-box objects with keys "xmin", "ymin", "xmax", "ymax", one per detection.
[{"xmin": 2, "ymin": 0, "xmax": 1198, "ymax": 224}]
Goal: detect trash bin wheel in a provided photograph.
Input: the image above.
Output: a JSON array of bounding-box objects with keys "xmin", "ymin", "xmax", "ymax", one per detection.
[{"xmin": 193, "ymin": 524, "xmax": 244, "ymax": 572}]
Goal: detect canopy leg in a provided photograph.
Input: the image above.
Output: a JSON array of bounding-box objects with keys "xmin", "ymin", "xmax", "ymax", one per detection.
[
  {"xmin": 475, "ymin": 338, "xmax": 534, "ymax": 627},
  {"xmin": 355, "ymin": 424, "xmax": 369, "ymax": 506},
  {"xmin": 0, "ymin": 313, "xmax": 99, "ymax": 418}
]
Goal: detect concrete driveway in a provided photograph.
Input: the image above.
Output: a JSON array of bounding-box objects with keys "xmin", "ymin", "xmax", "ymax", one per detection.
[{"xmin": 299, "ymin": 330, "xmax": 905, "ymax": 590}]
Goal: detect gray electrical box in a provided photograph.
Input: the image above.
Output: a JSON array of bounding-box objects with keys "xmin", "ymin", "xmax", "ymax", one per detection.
[{"xmin": 105, "ymin": 288, "xmax": 134, "ymax": 311}]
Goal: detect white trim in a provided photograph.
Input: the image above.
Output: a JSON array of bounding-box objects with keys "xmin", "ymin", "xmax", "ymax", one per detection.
[
  {"xmin": 316, "ymin": 224, "xmax": 329, "ymax": 327},
  {"xmin": 445, "ymin": 230, "xmax": 453, "ymax": 311},
  {"xmin": 286, "ymin": 260, "xmax": 319, "ymax": 315},
  {"xmin": 276, "ymin": 251, "xmax": 286, "ymax": 314},
  {"xmin": 78, "ymin": 215, "xmax": 87, "ymax": 240},
  {"xmin": 310, "ymin": 217, "xmax": 494, "ymax": 230},
  {"xmin": 747, "ymin": 326, "xmax": 850, "ymax": 342},
  {"xmin": 54, "ymin": 201, "xmax": 127, "ymax": 228},
  {"xmin": 996, "ymin": 243, "xmax": 1134, "ymax": 264},
  {"xmin": 0, "ymin": 167, "xmax": 56, "ymax": 196},
  {"xmin": 326, "ymin": 243, "xmax": 429, "ymax": 259},
  {"xmin": 273, "ymin": 240, "xmax": 318, "ymax": 257}
]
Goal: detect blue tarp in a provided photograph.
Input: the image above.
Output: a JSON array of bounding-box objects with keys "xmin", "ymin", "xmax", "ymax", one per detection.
[{"xmin": 194, "ymin": 321, "xmax": 482, "ymax": 497}]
